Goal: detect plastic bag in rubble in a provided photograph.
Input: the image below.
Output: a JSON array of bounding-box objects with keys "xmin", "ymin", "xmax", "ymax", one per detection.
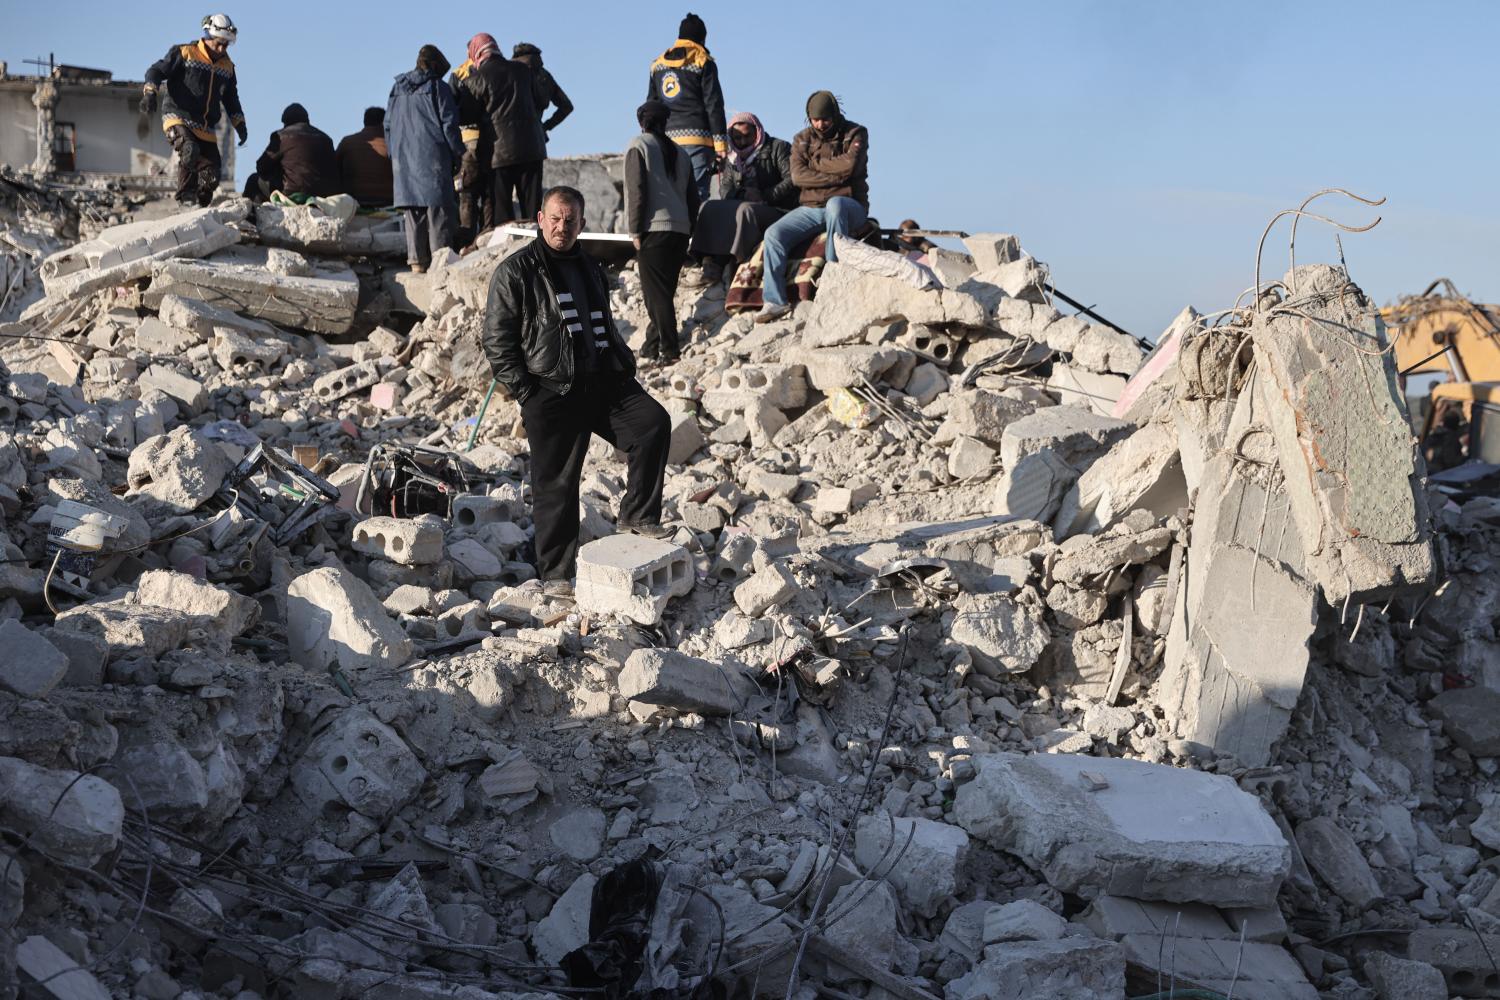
[
  {"xmin": 562, "ymin": 858, "xmax": 716, "ymax": 999},
  {"xmin": 827, "ymin": 387, "xmax": 878, "ymax": 428}
]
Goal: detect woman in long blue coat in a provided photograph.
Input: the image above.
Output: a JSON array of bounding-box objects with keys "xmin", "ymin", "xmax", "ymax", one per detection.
[{"xmin": 386, "ymin": 45, "xmax": 466, "ymax": 272}]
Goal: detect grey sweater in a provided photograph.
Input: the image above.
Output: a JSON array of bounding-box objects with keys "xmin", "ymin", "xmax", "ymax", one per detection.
[{"xmin": 625, "ymin": 132, "xmax": 697, "ymax": 235}]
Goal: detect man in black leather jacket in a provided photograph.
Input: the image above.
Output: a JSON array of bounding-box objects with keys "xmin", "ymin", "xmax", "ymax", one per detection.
[{"xmin": 481, "ymin": 186, "xmax": 673, "ymax": 591}]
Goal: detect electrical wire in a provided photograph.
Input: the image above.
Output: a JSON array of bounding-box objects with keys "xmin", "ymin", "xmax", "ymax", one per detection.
[{"xmin": 781, "ymin": 627, "xmax": 912, "ymax": 1000}]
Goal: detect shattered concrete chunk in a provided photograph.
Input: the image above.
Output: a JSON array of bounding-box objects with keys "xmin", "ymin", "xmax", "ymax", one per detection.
[
  {"xmin": 950, "ymin": 593, "xmax": 1049, "ymax": 675},
  {"xmin": 15, "ymin": 935, "xmax": 112, "ymax": 1000},
  {"xmin": 993, "ymin": 448, "xmax": 1076, "ymax": 523},
  {"xmin": 954, "ymin": 752, "xmax": 1290, "ymax": 907},
  {"xmin": 853, "ymin": 812, "xmax": 969, "ymax": 918},
  {"xmin": 999, "ymin": 405, "xmax": 1132, "ymax": 470},
  {"xmin": 803, "ymin": 260, "xmax": 985, "ymax": 347},
  {"xmin": 618, "ymin": 648, "xmax": 757, "ymax": 716},
  {"xmin": 820, "ymin": 879, "xmax": 901, "ymax": 984},
  {"xmin": 949, "ymin": 937, "xmax": 1123, "ymax": 1000},
  {"xmin": 131, "ymin": 569, "xmax": 259, "ymax": 651},
  {"xmin": 1294, "ymin": 817, "xmax": 1383, "ymax": 908},
  {"xmin": 532, "ymin": 872, "xmax": 597, "ymax": 966},
  {"xmin": 0, "ymin": 757, "xmax": 122, "ymax": 864},
  {"xmin": 286, "ymin": 566, "xmax": 414, "ymax": 672},
  {"xmin": 734, "ymin": 562, "xmax": 798, "ymax": 616},
  {"xmin": 1428, "ymin": 688, "xmax": 1500, "ymax": 756},
  {"xmin": 1055, "ymin": 421, "xmax": 1186, "ymax": 536},
  {"xmin": 290, "ymin": 707, "xmax": 426, "ymax": 820},
  {"xmin": 1364, "ymin": 950, "xmax": 1447, "ymax": 1000},
  {"xmin": 126, "ymin": 426, "xmax": 230, "ymax": 513},
  {"xmin": 0, "ymin": 620, "xmax": 67, "ymax": 698}
]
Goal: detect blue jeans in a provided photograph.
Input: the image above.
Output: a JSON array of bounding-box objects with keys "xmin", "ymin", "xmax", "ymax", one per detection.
[
  {"xmin": 760, "ymin": 196, "xmax": 867, "ymax": 306},
  {"xmin": 684, "ymin": 145, "xmax": 716, "ymax": 204}
]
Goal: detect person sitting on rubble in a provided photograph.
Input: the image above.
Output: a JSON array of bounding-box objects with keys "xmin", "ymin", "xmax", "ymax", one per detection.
[
  {"xmin": 512, "ymin": 43, "xmax": 574, "ymax": 145},
  {"xmin": 141, "ymin": 13, "xmax": 248, "ymax": 208},
  {"xmin": 892, "ymin": 219, "xmax": 937, "ymax": 254},
  {"xmin": 627, "ymin": 100, "xmax": 699, "ymax": 365},
  {"xmin": 481, "ymin": 186, "xmax": 672, "ymax": 595},
  {"xmin": 336, "ymin": 107, "xmax": 394, "ymax": 208},
  {"xmin": 684, "ymin": 111, "xmax": 797, "ymax": 287},
  {"xmin": 755, "ymin": 91, "xmax": 869, "ymax": 324},
  {"xmin": 647, "ymin": 13, "xmax": 727, "ymax": 205},
  {"xmin": 246, "ymin": 103, "xmax": 340, "ymax": 202},
  {"xmin": 386, "ymin": 45, "xmax": 465, "ymax": 274}
]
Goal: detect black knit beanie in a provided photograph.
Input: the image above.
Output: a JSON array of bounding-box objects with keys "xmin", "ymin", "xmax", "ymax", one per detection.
[
  {"xmin": 678, "ymin": 13, "xmax": 707, "ymax": 44},
  {"xmin": 806, "ymin": 90, "xmax": 840, "ymax": 121},
  {"xmin": 637, "ymin": 100, "xmax": 671, "ymax": 132}
]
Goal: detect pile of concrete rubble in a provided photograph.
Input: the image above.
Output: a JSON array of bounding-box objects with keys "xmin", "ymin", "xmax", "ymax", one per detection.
[{"xmin": 1, "ymin": 170, "xmax": 1498, "ymax": 1000}]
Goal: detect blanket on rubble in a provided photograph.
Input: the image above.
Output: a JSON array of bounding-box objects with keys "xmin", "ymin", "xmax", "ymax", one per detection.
[{"xmin": 724, "ymin": 233, "xmax": 828, "ymax": 314}]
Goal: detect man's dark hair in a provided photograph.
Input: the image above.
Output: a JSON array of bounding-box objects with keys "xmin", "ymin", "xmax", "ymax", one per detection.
[
  {"xmin": 281, "ymin": 103, "xmax": 310, "ymax": 126},
  {"xmin": 541, "ymin": 185, "xmax": 585, "ymax": 215},
  {"xmin": 363, "ymin": 106, "xmax": 384, "ymax": 128}
]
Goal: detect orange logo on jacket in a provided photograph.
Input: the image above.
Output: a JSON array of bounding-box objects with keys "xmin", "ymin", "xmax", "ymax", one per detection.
[{"xmin": 660, "ymin": 71, "xmax": 681, "ymax": 99}]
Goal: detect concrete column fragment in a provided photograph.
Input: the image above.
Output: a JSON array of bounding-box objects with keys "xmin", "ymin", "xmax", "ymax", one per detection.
[{"xmin": 1248, "ymin": 265, "xmax": 1434, "ymax": 602}]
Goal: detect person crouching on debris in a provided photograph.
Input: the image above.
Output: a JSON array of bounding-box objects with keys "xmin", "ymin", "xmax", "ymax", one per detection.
[
  {"xmin": 627, "ymin": 100, "xmax": 699, "ymax": 364},
  {"xmin": 481, "ymin": 186, "xmax": 672, "ymax": 595},
  {"xmin": 142, "ymin": 13, "xmax": 247, "ymax": 208},
  {"xmin": 386, "ymin": 45, "xmax": 465, "ymax": 273},
  {"xmin": 755, "ymin": 91, "xmax": 869, "ymax": 324},
  {"xmin": 685, "ymin": 111, "xmax": 798, "ymax": 287}
]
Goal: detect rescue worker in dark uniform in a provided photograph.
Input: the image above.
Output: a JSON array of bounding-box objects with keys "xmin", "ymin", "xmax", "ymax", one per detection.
[{"xmin": 142, "ymin": 13, "xmax": 247, "ymax": 207}]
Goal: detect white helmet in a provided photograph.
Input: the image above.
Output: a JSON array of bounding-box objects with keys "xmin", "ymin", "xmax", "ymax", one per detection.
[{"xmin": 202, "ymin": 13, "xmax": 238, "ymax": 43}]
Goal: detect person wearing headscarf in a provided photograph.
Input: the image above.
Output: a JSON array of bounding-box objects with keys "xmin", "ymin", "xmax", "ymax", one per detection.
[
  {"xmin": 755, "ymin": 90, "xmax": 869, "ymax": 323},
  {"xmin": 386, "ymin": 44, "xmax": 465, "ymax": 272},
  {"xmin": 646, "ymin": 12, "xmax": 727, "ymax": 203},
  {"xmin": 626, "ymin": 100, "xmax": 699, "ymax": 363},
  {"xmin": 247, "ymin": 102, "xmax": 339, "ymax": 202},
  {"xmin": 512, "ymin": 43, "xmax": 574, "ymax": 145},
  {"xmin": 684, "ymin": 111, "xmax": 797, "ymax": 285},
  {"xmin": 454, "ymin": 31, "xmax": 547, "ymax": 228},
  {"xmin": 449, "ymin": 32, "xmax": 502, "ymax": 236}
]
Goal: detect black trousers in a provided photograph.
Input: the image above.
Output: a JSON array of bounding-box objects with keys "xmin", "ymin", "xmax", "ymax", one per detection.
[
  {"xmin": 169, "ymin": 127, "xmax": 222, "ymax": 206},
  {"xmin": 637, "ymin": 231, "xmax": 690, "ymax": 359},
  {"xmin": 493, "ymin": 160, "xmax": 544, "ymax": 225},
  {"xmin": 458, "ymin": 151, "xmax": 493, "ymax": 238},
  {"xmin": 521, "ymin": 372, "xmax": 671, "ymax": 580}
]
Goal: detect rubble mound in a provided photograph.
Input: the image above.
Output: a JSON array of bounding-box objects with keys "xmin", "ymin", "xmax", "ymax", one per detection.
[{"xmin": 0, "ymin": 186, "xmax": 1493, "ymax": 1000}]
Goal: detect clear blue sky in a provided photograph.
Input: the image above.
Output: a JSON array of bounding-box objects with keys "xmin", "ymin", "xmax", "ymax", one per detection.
[{"xmin": 7, "ymin": 1, "xmax": 1498, "ymax": 339}]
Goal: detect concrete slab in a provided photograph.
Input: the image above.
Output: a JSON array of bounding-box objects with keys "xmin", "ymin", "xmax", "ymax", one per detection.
[
  {"xmin": 145, "ymin": 245, "xmax": 360, "ymax": 335},
  {"xmin": 953, "ymin": 752, "xmax": 1290, "ymax": 907}
]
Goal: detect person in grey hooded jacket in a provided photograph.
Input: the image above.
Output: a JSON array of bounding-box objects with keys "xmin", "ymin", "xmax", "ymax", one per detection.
[{"xmin": 386, "ymin": 44, "xmax": 465, "ymax": 271}]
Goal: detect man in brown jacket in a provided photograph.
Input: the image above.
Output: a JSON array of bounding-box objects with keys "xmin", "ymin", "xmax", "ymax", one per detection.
[
  {"xmin": 755, "ymin": 90, "xmax": 868, "ymax": 323},
  {"xmin": 336, "ymin": 107, "xmax": 394, "ymax": 207}
]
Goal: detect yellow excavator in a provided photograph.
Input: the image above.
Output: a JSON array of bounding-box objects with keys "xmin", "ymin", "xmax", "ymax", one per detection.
[{"xmin": 1383, "ymin": 278, "xmax": 1500, "ymax": 469}]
